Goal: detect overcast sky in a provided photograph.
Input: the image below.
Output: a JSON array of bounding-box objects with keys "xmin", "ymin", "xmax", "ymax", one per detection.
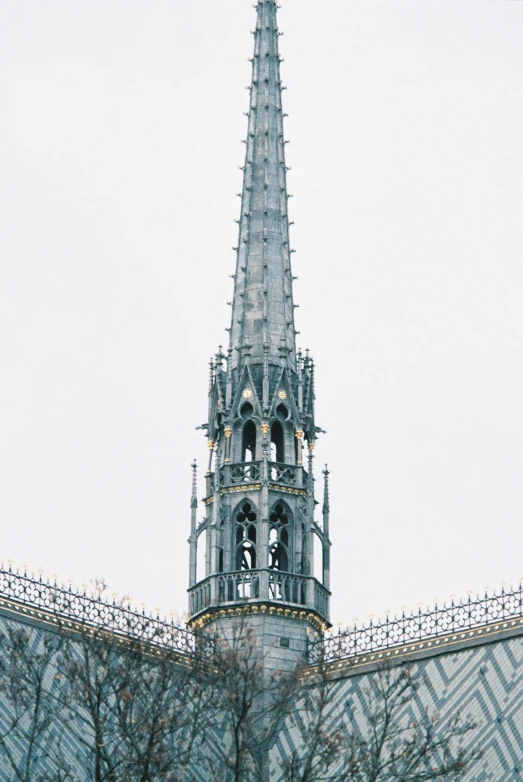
[{"xmin": 1, "ymin": 0, "xmax": 522, "ymax": 627}]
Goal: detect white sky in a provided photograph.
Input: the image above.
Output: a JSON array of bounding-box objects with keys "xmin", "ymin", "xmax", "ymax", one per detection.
[{"xmin": 1, "ymin": 0, "xmax": 522, "ymax": 626}]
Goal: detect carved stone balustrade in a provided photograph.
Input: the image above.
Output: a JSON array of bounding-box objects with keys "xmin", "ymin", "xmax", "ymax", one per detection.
[
  {"xmin": 188, "ymin": 569, "xmax": 330, "ymax": 621},
  {"xmin": 268, "ymin": 461, "xmax": 297, "ymax": 486},
  {"xmin": 212, "ymin": 460, "xmax": 307, "ymax": 492}
]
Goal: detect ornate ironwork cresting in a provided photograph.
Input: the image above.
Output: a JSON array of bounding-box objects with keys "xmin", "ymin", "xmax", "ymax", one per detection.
[
  {"xmin": 0, "ymin": 565, "xmax": 210, "ymax": 657},
  {"xmin": 308, "ymin": 583, "xmax": 523, "ymax": 664}
]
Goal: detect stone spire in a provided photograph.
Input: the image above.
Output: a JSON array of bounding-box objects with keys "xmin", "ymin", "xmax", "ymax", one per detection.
[
  {"xmin": 229, "ymin": 0, "xmax": 296, "ymax": 374},
  {"xmin": 188, "ymin": 1, "xmax": 331, "ymax": 674}
]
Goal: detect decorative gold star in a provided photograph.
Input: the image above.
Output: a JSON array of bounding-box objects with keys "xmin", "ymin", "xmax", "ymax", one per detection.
[
  {"xmin": 242, "ymin": 388, "xmax": 253, "ymax": 399},
  {"xmin": 277, "ymin": 390, "xmax": 287, "ymax": 400}
]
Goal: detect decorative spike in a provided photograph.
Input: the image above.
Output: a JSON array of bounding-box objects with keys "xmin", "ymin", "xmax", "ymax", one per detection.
[
  {"xmin": 322, "ymin": 465, "xmax": 330, "ymax": 514},
  {"xmin": 208, "ymin": 359, "xmax": 214, "ymax": 394}
]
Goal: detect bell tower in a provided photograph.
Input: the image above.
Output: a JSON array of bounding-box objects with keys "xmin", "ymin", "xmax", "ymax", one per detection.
[{"xmin": 187, "ymin": 0, "xmax": 331, "ymax": 672}]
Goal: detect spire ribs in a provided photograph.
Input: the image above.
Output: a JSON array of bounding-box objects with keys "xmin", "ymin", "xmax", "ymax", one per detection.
[{"xmin": 228, "ymin": 0, "xmax": 296, "ymax": 376}]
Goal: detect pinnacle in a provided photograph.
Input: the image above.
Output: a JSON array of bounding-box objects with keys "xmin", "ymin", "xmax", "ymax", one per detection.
[{"xmin": 228, "ymin": 0, "xmax": 296, "ymax": 377}]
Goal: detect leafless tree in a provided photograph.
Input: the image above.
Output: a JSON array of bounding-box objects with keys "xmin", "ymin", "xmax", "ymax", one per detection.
[
  {"xmin": 0, "ymin": 624, "xmax": 71, "ymax": 781},
  {"xmin": 0, "ymin": 618, "xmax": 482, "ymax": 782},
  {"xmin": 56, "ymin": 624, "xmax": 217, "ymax": 782},
  {"xmin": 278, "ymin": 661, "xmax": 481, "ymax": 782}
]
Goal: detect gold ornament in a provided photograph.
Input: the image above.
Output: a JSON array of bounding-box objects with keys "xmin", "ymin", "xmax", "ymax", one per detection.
[
  {"xmin": 277, "ymin": 390, "xmax": 287, "ymax": 400},
  {"xmin": 242, "ymin": 388, "xmax": 253, "ymax": 399}
]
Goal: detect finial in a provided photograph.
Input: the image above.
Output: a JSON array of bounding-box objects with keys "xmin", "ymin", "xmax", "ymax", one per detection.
[
  {"xmin": 191, "ymin": 459, "xmax": 198, "ymax": 510},
  {"xmin": 208, "ymin": 358, "xmax": 214, "ymax": 393},
  {"xmin": 323, "ymin": 465, "xmax": 330, "ymax": 512}
]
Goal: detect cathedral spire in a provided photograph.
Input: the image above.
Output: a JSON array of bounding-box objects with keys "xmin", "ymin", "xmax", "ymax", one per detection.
[
  {"xmin": 229, "ymin": 0, "xmax": 296, "ymax": 374},
  {"xmin": 188, "ymin": 1, "xmax": 331, "ymax": 669}
]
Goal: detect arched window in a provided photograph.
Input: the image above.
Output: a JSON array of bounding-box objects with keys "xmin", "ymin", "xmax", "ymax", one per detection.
[
  {"xmin": 271, "ymin": 420, "xmax": 284, "ymax": 463},
  {"xmin": 276, "ymin": 403, "xmax": 288, "ymax": 422},
  {"xmin": 235, "ymin": 502, "xmax": 257, "ymax": 570},
  {"xmin": 217, "ymin": 517, "xmax": 224, "ymax": 574},
  {"xmin": 269, "ymin": 502, "xmax": 290, "ymax": 572},
  {"xmin": 301, "ymin": 523, "xmax": 308, "ymax": 575},
  {"xmin": 242, "ymin": 420, "xmax": 256, "ymax": 462}
]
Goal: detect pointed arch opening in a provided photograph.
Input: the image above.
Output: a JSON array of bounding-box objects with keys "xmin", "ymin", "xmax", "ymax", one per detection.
[
  {"xmin": 276, "ymin": 403, "xmax": 288, "ymax": 422},
  {"xmin": 268, "ymin": 501, "xmax": 291, "ymax": 572},
  {"xmin": 235, "ymin": 501, "xmax": 257, "ymax": 571},
  {"xmin": 301, "ymin": 523, "xmax": 309, "ymax": 575},
  {"xmin": 240, "ymin": 402, "xmax": 254, "ymax": 420},
  {"xmin": 217, "ymin": 517, "xmax": 224, "ymax": 574},
  {"xmin": 196, "ymin": 529, "xmax": 207, "ymax": 583},
  {"xmin": 242, "ymin": 420, "xmax": 256, "ymax": 462},
  {"xmin": 270, "ymin": 420, "xmax": 284, "ymax": 463},
  {"xmin": 313, "ymin": 529, "xmax": 323, "ymax": 583}
]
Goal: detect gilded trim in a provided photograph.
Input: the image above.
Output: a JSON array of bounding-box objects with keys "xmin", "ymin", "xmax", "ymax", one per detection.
[
  {"xmin": 188, "ymin": 602, "xmax": 329, "ymax": 633},
  {"xmin": 221, "ymin": 484, "xmax": 262, "ymax": 495},
  {"xmin": 269, "ymin": 484, "xmax": 307, "ymax": 496},
  {"xmin": 0, "ymin": 598, "xmax": 192, "ymax": 667}
]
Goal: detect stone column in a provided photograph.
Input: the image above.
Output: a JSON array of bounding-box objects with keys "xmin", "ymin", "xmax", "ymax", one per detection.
[
  {"xmin": 295, "ymin": 430, "xmax": 304, "ymax": 465},
  {"xmin": 224, "ymin": 427, "xmax": 233, "ymax": 462}
]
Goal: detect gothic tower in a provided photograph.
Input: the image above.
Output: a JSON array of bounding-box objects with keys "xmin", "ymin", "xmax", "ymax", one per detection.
[{"xmin": 187, "ymin": 0, "xmax": 331, "ymax": 673}]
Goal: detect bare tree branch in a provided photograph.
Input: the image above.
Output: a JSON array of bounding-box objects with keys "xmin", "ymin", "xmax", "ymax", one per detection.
[
  {"xmin": 278, "ymin": 662, "xmax": 482, "ymax": 782},
  {"xmin": 0, "ymin": 625, "xmax": 72, "ymax": 781}
]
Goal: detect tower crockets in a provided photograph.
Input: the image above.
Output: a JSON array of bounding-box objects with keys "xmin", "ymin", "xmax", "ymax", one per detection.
[{"xmin": 187, "ymin": 0, "xmax": 331, "ymax": 668}]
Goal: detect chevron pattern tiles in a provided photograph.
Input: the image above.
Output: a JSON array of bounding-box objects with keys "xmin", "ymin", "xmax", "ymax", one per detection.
[{"xmin": 270, "ymin": 634, "xmax": 523, "ymax": 780}]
